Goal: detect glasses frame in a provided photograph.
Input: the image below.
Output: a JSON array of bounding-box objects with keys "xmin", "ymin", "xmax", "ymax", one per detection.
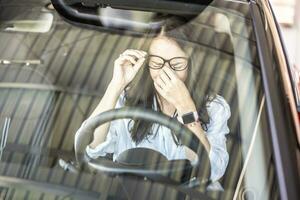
[{"xmin": 147, "ymin": 55, "xmax": 189, "ymax": 71}]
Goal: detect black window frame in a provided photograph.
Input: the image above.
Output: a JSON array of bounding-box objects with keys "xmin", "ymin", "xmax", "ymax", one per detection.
[{"xmin": 250, "ymin": 1, "xmax": 300, "ymax": 200}]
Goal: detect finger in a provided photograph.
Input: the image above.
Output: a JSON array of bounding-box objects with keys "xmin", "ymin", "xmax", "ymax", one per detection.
[
  {"xmin": 163, "ymin": 67, "xmax": 177, "ymax": 81},
  {"xmin": 159, "ymin": 71, "xmax": 171, "ymax": 85},
  {"xmin": 122, "ymin": 49, "xmax": 146, "ymax": 60},
  {"xmin": 155, "ymin": 76, "xmax": 166, "ymax": 88},
  {"xmin": 133, "ymin": 57, "xmax": 145, "ymax": 72},
  {"xmin": 119, "ymin": 55, "xmax": 137, "ymax": 66},
  {"xmin": 121, "ymin": 50, "xmax": 140, "ymax": 61},
  {"xmin": 132, "ymin": 49, "xmax": 147, "ymax": 57},
  {"xmin": 154, "ymin": 82, "xmax": 165, "ymax": 96},
  {"xmin": 115, "ymin": 56, "xmax": 126, "ymax": 66}
]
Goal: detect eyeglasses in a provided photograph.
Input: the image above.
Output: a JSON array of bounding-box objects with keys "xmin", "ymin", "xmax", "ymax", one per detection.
[{"xmin": 148, "ymin": 55, "xmax": 189, "ymax": 71}]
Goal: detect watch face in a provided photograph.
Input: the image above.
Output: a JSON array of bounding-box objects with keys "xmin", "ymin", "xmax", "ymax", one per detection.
[{"xmin": 182, "ymin": 113, "xmax": 195, "ymax": 124}]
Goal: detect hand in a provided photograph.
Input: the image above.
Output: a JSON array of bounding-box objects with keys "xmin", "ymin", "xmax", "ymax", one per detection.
[
  {"xmin": 111, "ymin": 49, "xmax": 147, "ymax": 90},
  {"xmin": 153, "ymin": 67, "xmax": 196, "ymax": 114}
]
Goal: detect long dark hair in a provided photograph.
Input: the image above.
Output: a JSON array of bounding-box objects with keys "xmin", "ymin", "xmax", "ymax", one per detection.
[{"xmin": 124, "ymin": 25, "xmax": 216, "ymax": 145}]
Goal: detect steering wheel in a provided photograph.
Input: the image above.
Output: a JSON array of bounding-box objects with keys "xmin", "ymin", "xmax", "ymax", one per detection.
[{"xmin": 74, "ymin": 107, "xmax": 211, "ymax": 185}]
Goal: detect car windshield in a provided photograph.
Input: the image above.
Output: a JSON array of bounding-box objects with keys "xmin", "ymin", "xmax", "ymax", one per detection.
[{"xmin": 0, "ymin": 0, "xmax": 280, "ymax": 199}]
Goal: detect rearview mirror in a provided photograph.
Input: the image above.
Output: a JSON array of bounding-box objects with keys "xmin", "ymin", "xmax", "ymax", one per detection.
[{"xmin": 50, "ymin": 0, "xmax": 212, "ymax": 35}]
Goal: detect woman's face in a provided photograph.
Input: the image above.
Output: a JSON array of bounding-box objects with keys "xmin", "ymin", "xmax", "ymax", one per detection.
[{"xmin": 148, "ymin": 36, "xmax": 188, "ymax": 82}]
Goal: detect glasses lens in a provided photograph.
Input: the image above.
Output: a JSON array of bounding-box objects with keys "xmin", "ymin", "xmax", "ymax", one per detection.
[
  {"xmin": 148, "ymin": 56, "xmax": 164, "ymax": 69},
  {"xmin": 170, "ymin": 58, "xmax": 188, "ymax": 70}
]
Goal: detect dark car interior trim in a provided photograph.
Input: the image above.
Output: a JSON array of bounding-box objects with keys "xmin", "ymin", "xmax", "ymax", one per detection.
[{"xmin": 250, "ymin": 2, "xmax": 300, "ymax": 200}]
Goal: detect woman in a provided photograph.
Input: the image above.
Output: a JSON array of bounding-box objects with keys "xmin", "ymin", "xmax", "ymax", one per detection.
[{"xmin": 77, "ymin": 30, "xmax": 231, "ymax": 184}]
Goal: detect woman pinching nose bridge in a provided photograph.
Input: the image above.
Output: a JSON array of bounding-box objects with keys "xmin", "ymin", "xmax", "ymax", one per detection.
[{"xmin": 77, "ymin": 31, "xmax": 231, "ymax": 186}]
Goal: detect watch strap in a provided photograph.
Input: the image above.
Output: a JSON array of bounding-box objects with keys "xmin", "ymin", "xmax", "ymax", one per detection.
[{"xmin": 177, "ymin": 111, "xmax": 199, "ymax": 124}]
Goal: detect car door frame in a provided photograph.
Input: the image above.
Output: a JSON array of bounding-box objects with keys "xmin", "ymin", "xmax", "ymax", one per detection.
[{"xmin": 250, "ymin": 1, "xmax": 300, "ymax": 200}]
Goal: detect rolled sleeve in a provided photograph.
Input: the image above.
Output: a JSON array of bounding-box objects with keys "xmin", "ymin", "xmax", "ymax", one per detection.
[
  {"xmin": 84, "ymin": 91, "xmax": 126, "ymax": 159},
  {"xmin": 206, "ymin": 95, "xmax": 231, "ymax": 182},
  {"xmin": 85, "ymin": 124, "xmax": 118, "ymax": 159}
]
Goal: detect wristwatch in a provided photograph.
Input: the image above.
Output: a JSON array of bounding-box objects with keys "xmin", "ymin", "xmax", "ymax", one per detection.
[{"xmin": 177, "ymin": 111, "xmax": 199, "ymax": 124}]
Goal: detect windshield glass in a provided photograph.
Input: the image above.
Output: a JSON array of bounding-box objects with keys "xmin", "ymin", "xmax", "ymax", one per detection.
[{"xmin": 0, "ymin": 0, "xmax": 279, "ymax": 199}]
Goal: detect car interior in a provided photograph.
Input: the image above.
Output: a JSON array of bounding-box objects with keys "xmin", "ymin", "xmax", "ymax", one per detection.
[{"xmin": 0, "ymin": 0, "xmax": 270, "ymax": 199}]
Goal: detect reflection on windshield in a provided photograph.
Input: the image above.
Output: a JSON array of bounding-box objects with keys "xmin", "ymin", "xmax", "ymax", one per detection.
[
  {"xmin": 1, "ymin": 13, "xmax": 53, "ymax": 33},
  {"xmin": 0, "ymin": 1, "xmax": 279, "ymax": 199},
  {"xmin": 79, "ymin": 28, "xmax": 231, "ymax": 188},
  {"xmin": 99, "ymin": 7, "xmax": 163, "ymax": 31}
]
